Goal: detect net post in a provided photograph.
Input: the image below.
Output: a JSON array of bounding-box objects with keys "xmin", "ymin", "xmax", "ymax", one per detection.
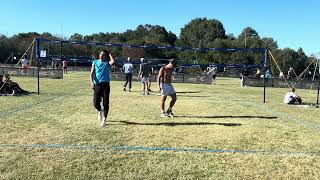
[
  {"xmin": 263, "ymin": 49, "xmax": 268, "ymax": 103},
  {"xmin": 60, "ymin": 41, "xmax": 63, "ymax": 78},
  {"xmin": 317, "ymin": 80, "xmax": 320, "ymax": 105},
  {"xmin": 35, "ymin": 38, "xmax": 40, "ymax": 95}
]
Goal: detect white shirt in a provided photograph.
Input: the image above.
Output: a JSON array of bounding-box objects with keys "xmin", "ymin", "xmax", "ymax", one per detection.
[
  {"xmin": 283, "ymin": 92, "xmax": 297, "ymax": 104},
  {"xmin": 123, "ymin": 63, "xmax": 133, "ymax": 74},
  {"xmin": 21, "ymin": 58, "xmax": 28, "ymax": 66},
  {"xmin": 207, "ymin": 67, "xmax": 217, "ymax": 75},
  {"xmin": 279, "ymin": 72, "xmax": 284, "ymax": 78}
]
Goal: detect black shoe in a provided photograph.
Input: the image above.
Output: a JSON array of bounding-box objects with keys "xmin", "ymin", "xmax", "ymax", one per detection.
[
  {"xmin": 166, "ymin": 109, "xmax": 174, "ymax": 117},
  {"xmin": 123, "ymin": 88, "xmax": 126, "ymax": 91}
]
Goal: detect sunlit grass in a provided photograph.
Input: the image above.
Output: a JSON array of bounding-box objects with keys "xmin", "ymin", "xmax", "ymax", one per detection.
[{"xmin": 1, "ymin": 72, "xmax": 320, "ymax": 179}]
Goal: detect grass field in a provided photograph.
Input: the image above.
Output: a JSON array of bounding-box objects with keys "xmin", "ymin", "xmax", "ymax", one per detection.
[{"xmin": 1, "ymin": 72, "xmax": 320, "ymax": 179}]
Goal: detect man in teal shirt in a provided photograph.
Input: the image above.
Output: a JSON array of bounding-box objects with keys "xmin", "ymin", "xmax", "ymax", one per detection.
[{"xmin": 90, "ymin": 49, "xmax": 115, "ymax": 127}]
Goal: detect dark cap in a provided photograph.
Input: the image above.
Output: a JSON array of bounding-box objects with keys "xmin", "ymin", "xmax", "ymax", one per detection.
[
  {"xmin": 101, "ymin": 49, "xmax": 109, "ymax": 54},
  {"xmin": 169, "ymin": 59, "xmax": 177, "ymax": 65}
]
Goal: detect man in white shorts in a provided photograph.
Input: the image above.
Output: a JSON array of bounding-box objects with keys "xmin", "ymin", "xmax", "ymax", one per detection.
[{"xmin": 157, "ymin": 59, "xmax": 177, "ymax": 117}]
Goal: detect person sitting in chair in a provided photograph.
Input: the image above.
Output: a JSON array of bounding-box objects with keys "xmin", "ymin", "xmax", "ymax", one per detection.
[
  {"xmin": 287, "ymin": 67, "xmax": 294, "ymax": 80},
  {"xmin": 279, "ymin": 71, "xmax": 284, "ymax": 79},
  {"xmin": 255, "ymin": 68, "xmax": 263, "ymax": 78},
  {"xmin": 283, "ymin": 88, "xmax": 302, "ymax": 105}
]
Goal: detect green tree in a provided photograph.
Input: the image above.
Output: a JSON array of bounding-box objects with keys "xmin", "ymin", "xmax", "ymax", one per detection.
[
  {"xmin": 278, "ymin": 48, "xmax": 299, "ymax": 74},
  {"xmin": 178, "ymin": 18, "xmax": 226, "ymax": 48},
  {"xmin": 238, "ymin": 27, "xmax": 261, "ymax": 48},
  {"xmin": 261, "ymin": 37, "xmax": 278, "ymax": 50},
  {"xmin": 70, "ymin": 33, "xmax": 83, "ymax": 41},
  {"xmin": 238, "ymin": 27, "xmax": 259, "ymax": 39}
]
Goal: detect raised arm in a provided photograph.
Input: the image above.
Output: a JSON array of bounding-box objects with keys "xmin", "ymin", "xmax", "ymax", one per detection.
[{"xmin": 108, "ymin": 53, "xmax": 115, "ymax": 66}]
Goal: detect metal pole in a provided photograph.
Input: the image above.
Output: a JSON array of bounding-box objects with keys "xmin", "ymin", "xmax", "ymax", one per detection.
[
  {"xmin": 35, "ymin": 38, "xmax": 40, "ymax": 95},
  {"xmin": 317, "ymin": 80, "xmax": 320, "ymax": 105},
  {"xmin": 60, "ymin": 41, "xmax": 63, "ymax": 78},
  {"xmin": 244, "ymin": 33, "xmax": 247, "ymax": 48},
  {"xmin": 317, "ymin": 59, "xmax": 320, "ymax": 105},
  {"xmin": 11, "ymin": 52, "xmax": 14, "ymax": 68},
  {"xmin": 263, "ymin": 49, "xmax": 268, "ymax": 103},
  {"xmin": 60, "ymin": 41, "xmax": 63, "ymax": 61},
  {"xmin": 37, "ymin": 61, "xmax": 40, "ymax": 95}
]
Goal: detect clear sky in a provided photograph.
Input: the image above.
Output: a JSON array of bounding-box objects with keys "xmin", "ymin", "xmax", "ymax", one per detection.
[{"xmin": 0, "ymin": 0, "xmax": 319, "ymax": 55}]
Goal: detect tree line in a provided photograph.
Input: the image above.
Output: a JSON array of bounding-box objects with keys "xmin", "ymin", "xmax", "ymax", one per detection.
[{"xmin": 0, "ymin": 17, "xmax": 315, "ymax": 75}]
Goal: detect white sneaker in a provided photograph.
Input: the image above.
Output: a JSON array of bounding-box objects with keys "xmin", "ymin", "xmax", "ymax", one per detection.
[
  {"xmin": 100, "ymin": 117, "xmax": 107, "ymax": 127},
  {"xmin": 160, "ymin": 113, "xmax": 168, "ymax": 118}
]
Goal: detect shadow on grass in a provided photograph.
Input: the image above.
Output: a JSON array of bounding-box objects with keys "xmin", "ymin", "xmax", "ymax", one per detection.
[
  {"xmin": 175, "ymin": 115, "xmax": 277, "ymax": 119},
  {"xmin": 176, "ymin": 91, "xmax": 201, "ymax": 94},
  {"xmin": 122, "ymin": 90, "xmax": 141, "ymax": 93},
  {"xmin": 122, "ymin": 90, "xmax": 160, "ymax": 96},
  {"xmin": 110, "ymin": 120, "xmax": 241, "ymax": 127},
  {"xmin": 296, "ymin": 102, "xmax": 320, "ymax": 108},
  {"xmin": 9, "ymin": 92, "xmax": 37, "ymax": 97},
  {"xmin": 178, "ymin": 95, "xmax": 211, "ymax": 98}
]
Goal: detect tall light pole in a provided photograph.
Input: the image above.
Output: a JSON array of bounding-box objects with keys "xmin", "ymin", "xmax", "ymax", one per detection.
[{"xmin": 244, "ymin": 32, "xmax": 247, "ymax": 48}]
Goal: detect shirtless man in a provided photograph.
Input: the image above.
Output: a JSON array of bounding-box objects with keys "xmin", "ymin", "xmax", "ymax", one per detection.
[{"xmin": 157, "ymin": 59, "xmax": 177, "ymax": 117}]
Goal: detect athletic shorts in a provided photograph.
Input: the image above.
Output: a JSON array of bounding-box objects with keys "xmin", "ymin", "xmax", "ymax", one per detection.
[
  {"xmin": 161, "ymin": 83, "xmax": 176, "ymax": 96},
  {"xmin": 212, "ymin": 74, "xmax": 217, "ymax": 79},
  {"xmin": 141, "ymin": 76, "xmax": 149, "ymax": 83}
]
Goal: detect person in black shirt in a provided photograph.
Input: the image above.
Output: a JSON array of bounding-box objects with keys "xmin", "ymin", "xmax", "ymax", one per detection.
[{"xmin": 139, "ymin": 58, "xmax": 151, "ymax": 95}]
